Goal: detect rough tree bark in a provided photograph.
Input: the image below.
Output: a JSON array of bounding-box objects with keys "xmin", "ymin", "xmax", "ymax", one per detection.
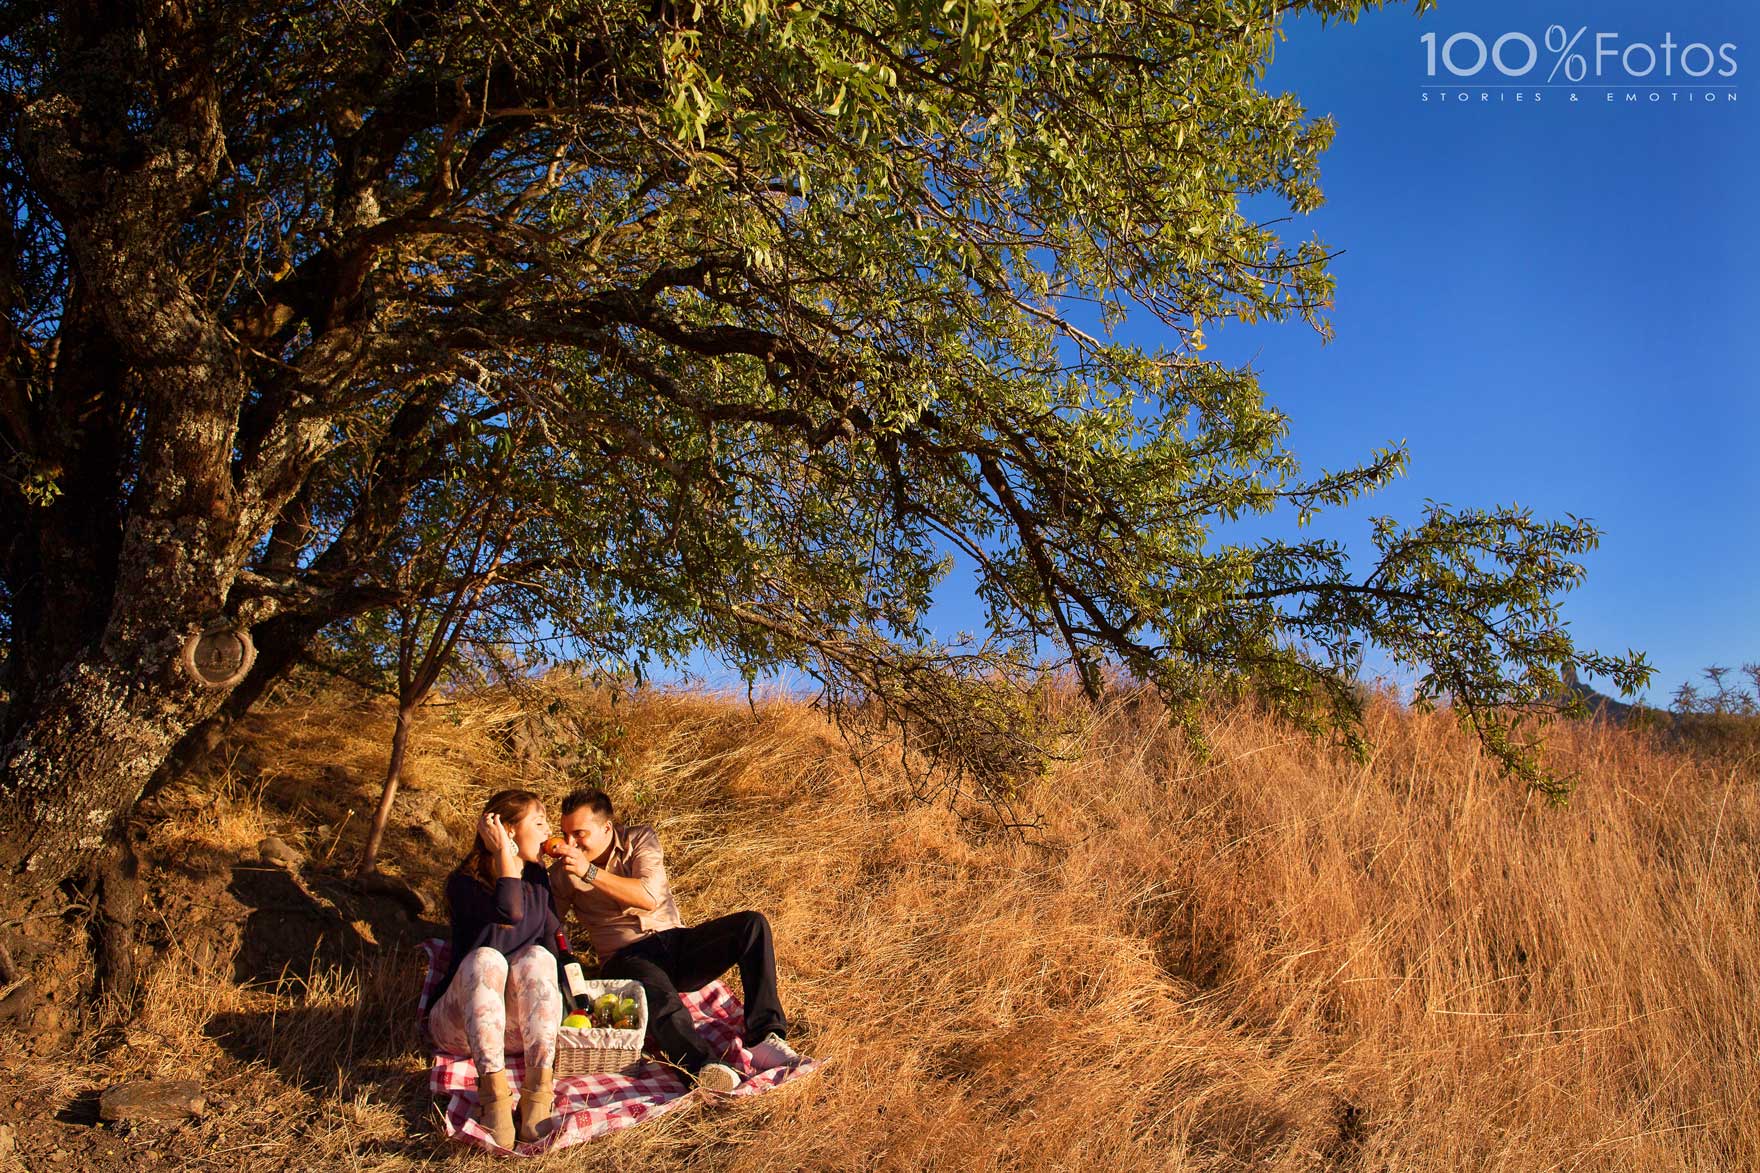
[
  {"xmin": 0, "ymin": 4, "xmax": 350, "ymax": 907},
  {"xmin": 1, "ymin": 5, "xmax": 235, "ymax": 886}
]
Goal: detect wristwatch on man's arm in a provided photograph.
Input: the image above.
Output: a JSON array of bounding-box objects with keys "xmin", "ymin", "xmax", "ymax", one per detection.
[{"xmin": 583, "ymin": 862, "xmax": 599, "ymax": 883}]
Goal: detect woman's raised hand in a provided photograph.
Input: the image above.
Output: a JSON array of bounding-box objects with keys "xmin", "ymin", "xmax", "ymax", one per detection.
[{"xmin": 478, "ymin": 811, "xmax": 524, "ymax": 877}]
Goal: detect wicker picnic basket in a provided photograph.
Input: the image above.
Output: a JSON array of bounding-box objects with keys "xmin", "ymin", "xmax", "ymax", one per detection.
[{"xmin": 555, "ymin": 978, "xmax": 650, "ymax": 1077}]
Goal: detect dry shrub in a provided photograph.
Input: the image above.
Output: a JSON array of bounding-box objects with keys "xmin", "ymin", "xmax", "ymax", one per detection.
[{"xmin": 15, "ymin": 677, "xmax": 1755, "ymax": 1171}]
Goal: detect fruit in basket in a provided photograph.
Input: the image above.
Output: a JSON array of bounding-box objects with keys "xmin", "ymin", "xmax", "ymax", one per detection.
[
  {"xmin": 611, "ymin": 1014, "xmax": 636, "ymax": 1030},
  {"xmin": 562, "ymin": 1012, "xmax": 589, "ymax": 1028},
  {"xmin": 617, "ymin": 996, "xmax": 639, "ymax": 1021}
]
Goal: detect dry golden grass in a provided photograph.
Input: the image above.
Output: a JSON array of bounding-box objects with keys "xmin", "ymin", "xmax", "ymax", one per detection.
[{"xmin": 12, "ymin": 677, "xmax": 1756, "ymax": 1171}]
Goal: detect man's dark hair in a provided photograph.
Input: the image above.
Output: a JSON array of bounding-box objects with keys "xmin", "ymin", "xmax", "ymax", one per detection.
[{"xmin": 560, "ymin": 788, "xmax": 614, "ymax": 821}]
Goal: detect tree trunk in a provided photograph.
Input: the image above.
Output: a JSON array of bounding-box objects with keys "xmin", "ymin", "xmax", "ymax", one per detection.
[
  {"xmin": 142, "ymin": 610, "xmax": 331, "ymax": 802},
  {"xmin": 0, "ymin": 299, "xmax": 131, "ymax": 747},
  {"xmin": 1, "ymin": 1, "xmax": 379, "ymax": 1025},
  {"xmin": 357, "ymin": 703, "xmax": 416, "ymax": 877},
  {"xmin": 93, "ymin": 833, "xmax": 144, "ymax": 1010},
  {"xmin": 0, "ymin": 628, "xmax": 226, "ymax": 892}
]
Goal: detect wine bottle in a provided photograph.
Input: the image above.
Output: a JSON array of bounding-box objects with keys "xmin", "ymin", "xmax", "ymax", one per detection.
[{"xmin": 555, "ymin": 930, "xmax": 592, "ymax": 1014}]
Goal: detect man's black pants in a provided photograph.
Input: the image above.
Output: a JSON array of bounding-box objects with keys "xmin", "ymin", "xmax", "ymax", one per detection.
[{"xmin": 600, "ymin": 910, "xmax": 788, "ymax": 1073}]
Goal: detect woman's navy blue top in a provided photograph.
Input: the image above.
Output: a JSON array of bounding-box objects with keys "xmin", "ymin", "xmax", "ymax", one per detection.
[{"xmin": 434, "ymin": 860, "xmax": 563, "ymax": 1004}]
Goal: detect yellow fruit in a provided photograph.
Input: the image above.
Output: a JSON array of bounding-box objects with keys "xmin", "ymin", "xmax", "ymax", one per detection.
[{"xmin": 561, "ymin": 1013, "xmax": 589, "ymax": 1028}]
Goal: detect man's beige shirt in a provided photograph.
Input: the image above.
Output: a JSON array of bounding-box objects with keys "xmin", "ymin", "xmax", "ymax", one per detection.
[{"xmin": 549, "ymin": 823, "xmax": 683, "ymax": 960}]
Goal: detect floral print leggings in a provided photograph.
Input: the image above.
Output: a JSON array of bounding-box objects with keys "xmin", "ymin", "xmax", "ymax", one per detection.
[{"xmin": 430, "ymin": 945, "xmax": 561, "ymax": 1076}]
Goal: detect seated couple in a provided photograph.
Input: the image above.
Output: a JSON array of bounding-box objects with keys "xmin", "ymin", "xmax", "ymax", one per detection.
[{"xmin": 426, "ymin": 786, "xmax": 801, "ymax": 1148}]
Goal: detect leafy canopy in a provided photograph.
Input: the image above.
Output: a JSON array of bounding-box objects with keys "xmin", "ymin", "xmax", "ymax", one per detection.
[{"xmin": 0, "ymin": 0, "xmax": 1648, "ymax": 803}]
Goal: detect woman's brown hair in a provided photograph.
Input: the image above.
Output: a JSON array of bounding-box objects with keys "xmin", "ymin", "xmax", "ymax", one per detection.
[{"xmin": 452, "ymin": 788, "xmax": 544, "ymax": 891}]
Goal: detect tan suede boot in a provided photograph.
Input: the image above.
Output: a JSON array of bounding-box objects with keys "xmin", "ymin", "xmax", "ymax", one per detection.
[
  {"xmin": 517, "ymin": 1066, "xmax": 555, "ymax": 1144},
  {"xmin": 476, "ymin": 1069, "xmax": 516, "ymax": 1150}
]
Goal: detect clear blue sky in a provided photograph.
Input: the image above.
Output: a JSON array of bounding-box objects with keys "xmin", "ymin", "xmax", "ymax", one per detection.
[{"xmin": 686, "ymin": 0, "xmax": 1760, "ymax": 706}]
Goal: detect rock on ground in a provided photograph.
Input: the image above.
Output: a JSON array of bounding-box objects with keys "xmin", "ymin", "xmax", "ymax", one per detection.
[
  {"xmin": 257, "ymin": 837, "xmax": 302, "ymax": 868},
  {"xmin": 98, "ymin": 1080, "xmax": 206, "ymax": 1123}
]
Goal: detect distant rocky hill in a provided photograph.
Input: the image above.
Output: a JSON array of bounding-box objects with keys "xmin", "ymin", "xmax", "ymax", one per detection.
[
  {"xmin": 1560, "ymin": 664, "xmax": 1760, "ymax": 759},
  {"xmin": 1560, "ymin": 663, "xmax": 1646, "ymax": 723}
]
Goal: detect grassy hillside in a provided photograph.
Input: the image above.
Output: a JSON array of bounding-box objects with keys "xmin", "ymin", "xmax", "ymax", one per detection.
[{"xmin": 1, "ymin": 679, "xmax": 1754, "ymax": 1171}]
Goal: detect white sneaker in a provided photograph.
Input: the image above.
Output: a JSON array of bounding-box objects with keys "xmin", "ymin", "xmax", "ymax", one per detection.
[
  {"xmin": 748, "ymin": 1032, "xmax": 801, "ymax": 1070},
  {"xmin": 695, "ymin": 1062, "xmax": 741, "ymax": 1093}
]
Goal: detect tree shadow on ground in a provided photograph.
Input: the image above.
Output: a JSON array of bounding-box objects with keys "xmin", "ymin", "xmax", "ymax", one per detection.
[
  {"xmin": 224, "ymin": 861, "xmax": 440, "ymax": 990},
  {"xmin": 205, "ymin": 860, "xmax": 450, "ymax": 1158},
  {"xmin": 204, "ymin": 981, "xmax": 448, "ymax": 1162}
]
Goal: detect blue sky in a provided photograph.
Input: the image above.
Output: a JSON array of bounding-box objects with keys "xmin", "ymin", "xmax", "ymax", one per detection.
[
  {"xmin": 1177, "ymin": 0, "xmax": 1759, "ymax": 704},
  {"xmin": 683, "ymin": 0, "xmax": 1758, "ymax": 706}
]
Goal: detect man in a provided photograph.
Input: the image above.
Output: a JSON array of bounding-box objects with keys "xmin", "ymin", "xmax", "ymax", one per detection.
[{"xmin": 548, "ymin": 787, "xmax": 801, "ymax": 1091}]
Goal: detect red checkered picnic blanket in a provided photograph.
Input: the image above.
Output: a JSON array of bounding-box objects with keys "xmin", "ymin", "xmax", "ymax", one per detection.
[{"xmin": 416, "ymin": 939, "xmax": 821, "ymax": 1155}]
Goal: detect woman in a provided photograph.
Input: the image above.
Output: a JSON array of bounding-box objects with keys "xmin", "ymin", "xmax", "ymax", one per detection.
[{"xmin": 429, "ymin": 788, "xmax": 565, "ymax": 1148}]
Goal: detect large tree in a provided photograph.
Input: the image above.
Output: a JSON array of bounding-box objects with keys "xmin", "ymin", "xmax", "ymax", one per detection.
[{"xmin": 2, "ymin": 0, "xmax": 1647, "ymax": 914}]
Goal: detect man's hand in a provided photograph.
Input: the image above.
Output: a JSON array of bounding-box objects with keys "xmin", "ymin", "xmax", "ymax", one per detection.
[{"xmin": 558, "ymin": 842, "xmax": 594, "ymax": 881}]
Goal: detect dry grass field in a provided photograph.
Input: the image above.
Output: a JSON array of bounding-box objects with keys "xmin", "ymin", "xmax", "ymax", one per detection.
[{"xmin": 0, "ymin": 677, "xmax": 1754, "ymax": 1171}]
